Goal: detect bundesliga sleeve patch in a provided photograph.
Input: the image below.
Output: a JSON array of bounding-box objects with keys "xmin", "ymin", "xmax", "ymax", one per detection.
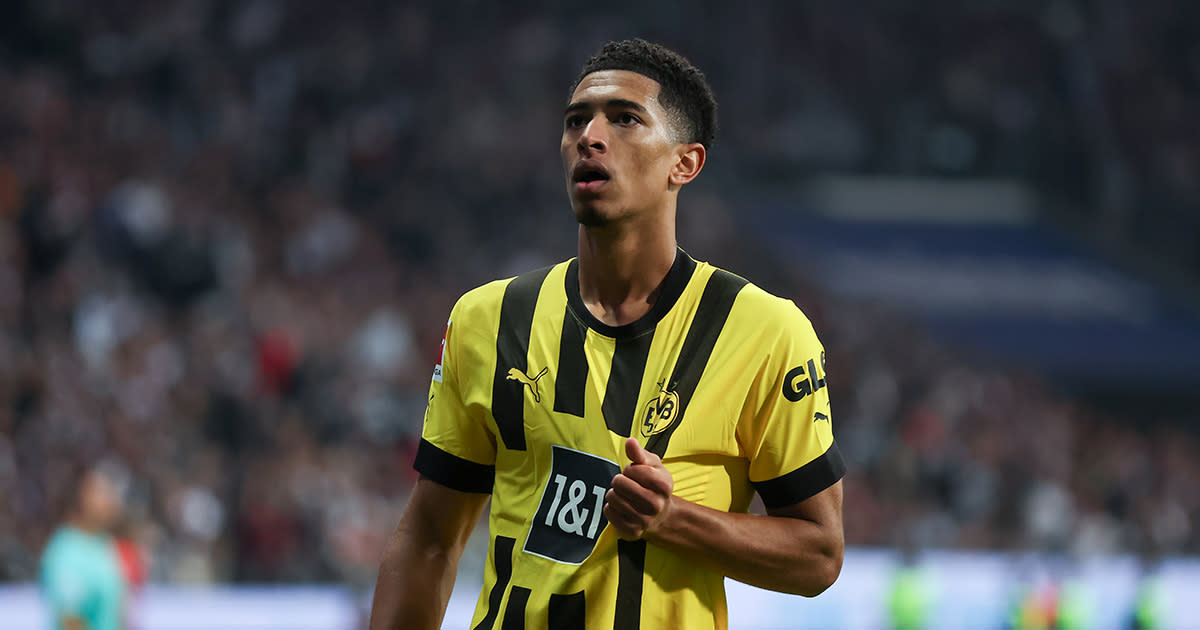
[
  {"xmin": 523, "ymin": 445, "xmax": 620, "ymax": 565},
  {"xmin": 432, "ymin": 318, "xmax": 450, "ymax": 383}
]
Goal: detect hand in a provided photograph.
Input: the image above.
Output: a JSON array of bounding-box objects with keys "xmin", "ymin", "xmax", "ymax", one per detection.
[{"xmin": 604, "ymin": 438, "xmax": 675, "ymax": 541}]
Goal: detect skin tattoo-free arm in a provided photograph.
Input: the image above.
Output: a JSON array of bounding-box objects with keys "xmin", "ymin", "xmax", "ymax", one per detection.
[
  {"xmin": 368, "ymin": 477, "xmax": 489, "ymax": 630},
  {"xmin": 604, "ymin": 438, "xmax": 844, "ymax": 596}
]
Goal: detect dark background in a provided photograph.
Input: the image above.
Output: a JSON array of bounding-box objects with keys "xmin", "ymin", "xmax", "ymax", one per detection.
[{"xmin": 1, "ymin": 0, "xmax": 1197, "ymax": 587}]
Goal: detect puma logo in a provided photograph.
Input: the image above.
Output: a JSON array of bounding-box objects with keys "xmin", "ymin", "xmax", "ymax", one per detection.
[{"xmin": 507, "ymin": 367, "xmax": 549, "ymax": 403}]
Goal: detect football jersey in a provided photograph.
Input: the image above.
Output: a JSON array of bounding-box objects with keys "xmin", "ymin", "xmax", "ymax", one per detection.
[{"xmin": 416, "ymin": 249, "xmax": 844, "ymax": 630}]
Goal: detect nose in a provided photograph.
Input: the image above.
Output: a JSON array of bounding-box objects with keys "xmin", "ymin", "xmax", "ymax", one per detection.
[{"xmin": 577, "ymin": 116, "xmax": 607, "ymax": 154}]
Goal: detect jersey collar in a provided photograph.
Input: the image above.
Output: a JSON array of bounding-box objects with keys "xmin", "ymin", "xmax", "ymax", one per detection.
[{"xmin": 564, "ymin": 248, "xmax": 697, "ymax": 340}]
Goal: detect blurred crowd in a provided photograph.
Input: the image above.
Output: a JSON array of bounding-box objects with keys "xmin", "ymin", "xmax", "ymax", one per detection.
[{"xmin": 1, "ymin": 0, "xmax": 1197, "ymax": 586}]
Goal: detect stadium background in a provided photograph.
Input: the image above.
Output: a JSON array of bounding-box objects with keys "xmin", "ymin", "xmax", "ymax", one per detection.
[{"xmin": 2, "ymin": 0, "xmax": 1199, "ymax": 628}]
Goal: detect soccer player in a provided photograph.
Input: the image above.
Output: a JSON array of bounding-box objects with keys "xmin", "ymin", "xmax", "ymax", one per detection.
[
  {"xmin": 40, "ymin": 464, "xmax": 127, "ymax": 630},
  {"xmin": 370, "ymin": 39, "xmax": 845, "ymax": 630}
]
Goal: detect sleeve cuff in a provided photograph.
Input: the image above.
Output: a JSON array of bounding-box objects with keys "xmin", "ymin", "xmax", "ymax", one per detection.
[
  {"xmin": 413, "ymin": 438, "xmax": 495, "ymax": 494},
  {"xmin": 750, "ymin": 441, "xmax": 846, "ymax": 509}
]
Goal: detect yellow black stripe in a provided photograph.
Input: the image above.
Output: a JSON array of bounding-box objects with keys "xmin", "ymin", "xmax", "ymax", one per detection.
[
  {"xmin": 613, "ymin": 539, "xmax": 646, "ymax": 630},
  {"xmin": 491, "ymin": 267, "xmax": 554, "ymax": 451},
  {"xmin": 553, "ymin": 312, "xmax": 588, "ymax": 418},
  {"xmin": 547, "ymin": 591, "xmax": 586, "ymax": 630},
  {"xmin": 474, "ymin": 536, "xmax": 516, "ymax": 630},
  {"xmin": 601, "ymin": 333, "xmax": 655, "ymax": 437},
  {"xmin": 501, "ymin": 586, "xmax": 530, "ymax": 630},
  {"xmin": 646, "ymin": 269, "xmax": 749, "ymax": 457}
]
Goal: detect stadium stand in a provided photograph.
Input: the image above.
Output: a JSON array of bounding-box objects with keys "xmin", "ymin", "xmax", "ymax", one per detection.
[{"xmin": 0, "ymin": 0, "xmax": 1197, "ymax": 589}]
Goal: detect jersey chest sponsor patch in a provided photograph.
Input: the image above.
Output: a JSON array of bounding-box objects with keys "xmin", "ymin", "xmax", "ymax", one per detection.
[{"xmin": 523, "ymin": 445, "xmax": 620, "ymax": 565}]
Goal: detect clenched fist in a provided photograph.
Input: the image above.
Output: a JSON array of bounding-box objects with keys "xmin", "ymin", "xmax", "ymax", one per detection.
[{"xmin": 604, "ymin": 438, "xmax": 675, "ymax": 540}]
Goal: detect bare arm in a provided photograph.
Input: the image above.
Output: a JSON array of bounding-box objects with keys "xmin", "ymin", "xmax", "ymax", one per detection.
[
  {"xmin": 643, "ymin": 480, "xmax": 842, "ymax": 595},
  {"xmin": 604, "ymin": 438, "xmax": 844, "ymax": 596},
  {"xmin": 369, "ymin": 476, "xmax": 489, "ymax": 630}
]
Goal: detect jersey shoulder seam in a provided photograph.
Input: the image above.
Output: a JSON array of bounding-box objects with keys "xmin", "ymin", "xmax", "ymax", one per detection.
[{"xmin": 452, "ymin": 260, "xmax": 571, "ymax": 329}]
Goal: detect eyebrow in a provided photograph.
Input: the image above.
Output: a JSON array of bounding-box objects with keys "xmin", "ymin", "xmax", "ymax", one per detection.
[{"xmin": 564, "ymin": 98, "xmax": 651, "ymax": 117}]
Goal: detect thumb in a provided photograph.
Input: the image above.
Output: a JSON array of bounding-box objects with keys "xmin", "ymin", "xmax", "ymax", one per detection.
[{"xmin": 625, "ymin": 437, "xmax": 649, "ymax": 465}]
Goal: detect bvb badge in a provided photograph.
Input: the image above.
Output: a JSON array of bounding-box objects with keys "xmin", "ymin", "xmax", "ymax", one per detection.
[{"xmin": 640, "ymin": 380, "xmax": 680, "ymax": 437}]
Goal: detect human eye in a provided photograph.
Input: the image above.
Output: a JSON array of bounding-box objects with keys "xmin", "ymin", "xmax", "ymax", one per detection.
[
  {"xmin": 614, "ymin": 112, "xmax": 641, "ymax": 125},
  {"xmin": 564, "ymin": 114, "xmax": 586, "ymax": 129}
]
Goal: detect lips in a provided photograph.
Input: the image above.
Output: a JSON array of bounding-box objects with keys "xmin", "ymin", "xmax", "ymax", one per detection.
[{"xmin": 571, "ymin": 161, "xmax": 611, "ymax": 193}]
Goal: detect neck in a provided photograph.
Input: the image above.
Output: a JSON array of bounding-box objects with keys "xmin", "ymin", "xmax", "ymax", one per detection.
[
  {"xmin": 576, "ymin": 209, "xmax": 677, "ymax": 327},
  {"xmin": 68, "ymin": 516, "xmax": 103, "ymax": 535}
]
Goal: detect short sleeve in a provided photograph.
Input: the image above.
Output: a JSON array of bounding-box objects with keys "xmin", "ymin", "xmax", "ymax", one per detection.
[
  {"xmin": 413, "ymin": 304, "xmax": 498, "ymax": 493},
  {"xmin": 738, "ymin": 301, "xmax": 845, "ymax": 509}
]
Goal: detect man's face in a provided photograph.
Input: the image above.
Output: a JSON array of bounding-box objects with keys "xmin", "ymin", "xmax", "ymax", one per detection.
[{"xmin": 561, "ymin": 70, "xmax": 683, "ymax": 226}]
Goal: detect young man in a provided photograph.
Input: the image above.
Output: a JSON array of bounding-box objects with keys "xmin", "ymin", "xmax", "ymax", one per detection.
[{"xmin": 370, "ymin": 39, "xmax": 845, "ymax": 630}]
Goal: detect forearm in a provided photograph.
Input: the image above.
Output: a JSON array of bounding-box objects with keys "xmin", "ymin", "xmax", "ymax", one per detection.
[
  {"xmin": 368, "ymin": 522, "xmax": 464, "ymax": 630},
  {"xmin": 645, "ymin": 498, "xmax": 842, "ymax": 596}
]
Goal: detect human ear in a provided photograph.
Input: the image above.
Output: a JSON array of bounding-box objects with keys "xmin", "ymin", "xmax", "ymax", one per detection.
[{"xmin": 668, "ymin": 143, "xmax": 706, "ymax": 187}]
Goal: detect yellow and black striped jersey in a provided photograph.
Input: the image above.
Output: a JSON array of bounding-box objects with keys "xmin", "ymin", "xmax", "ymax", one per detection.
[{"xmin": 416, "ymin": 249, "xmax": 844, "ymax": 630}]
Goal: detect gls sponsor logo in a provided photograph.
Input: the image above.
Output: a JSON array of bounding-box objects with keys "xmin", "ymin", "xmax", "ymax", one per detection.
[{"xmin": 782, "ymin": 352, "xmax": 827, "ymax": 402}]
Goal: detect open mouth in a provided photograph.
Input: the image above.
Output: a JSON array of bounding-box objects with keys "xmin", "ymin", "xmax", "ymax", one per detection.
[{"xmin": 572, "ymin": 162, "xmax": 611, "ymax": 192}]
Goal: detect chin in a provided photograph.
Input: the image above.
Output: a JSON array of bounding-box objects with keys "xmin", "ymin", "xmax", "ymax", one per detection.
[
  {"xmin": 572, "ymin": 201, "xmax": 612, "ymax": 227},
  {"xmin": 574, "ymin": 206, "xmax": 606, "ymax": 227},
  {"xmin": 573, "ymin": 194, "xmax": 636, "ymax": 227}
]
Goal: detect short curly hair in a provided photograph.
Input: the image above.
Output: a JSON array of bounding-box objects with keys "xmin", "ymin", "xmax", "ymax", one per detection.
[{"xmin": 570, "ymin": 39, "xmax": 718, "ymax": 150}]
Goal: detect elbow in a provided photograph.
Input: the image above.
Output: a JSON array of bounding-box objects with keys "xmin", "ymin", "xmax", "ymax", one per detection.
[
  {"xmin": 793, "ymin": 534, "xmax": 843, "ymax": 597},
  {"xmin": 797, "ymin": 550, "xmax": 842, "ymax": 597}
]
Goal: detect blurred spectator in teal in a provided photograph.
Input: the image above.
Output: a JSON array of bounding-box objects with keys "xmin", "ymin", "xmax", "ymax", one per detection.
[{"xmin": 40, "ymin": 463, "xmax": 128, "ymax": 630}]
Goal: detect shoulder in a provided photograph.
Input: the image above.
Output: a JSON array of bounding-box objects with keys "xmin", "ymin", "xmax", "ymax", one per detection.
[
  {"xmin": 40, "ymin": 529, "xmax": 81, "ymax": 579},
  {"xmin": 699, "ymin": 261, "xmax": 821, "ymax": 342},
  {"xmin": 41, "ymin": 528, "xmax": 73, "ymax": 560},
  {"xmin": 450, "ymin": 277, "xmax": 511, "ymax": 324},
  {"xmin": 448, "ymin": 260, "xmax": 570, "ymax": 332},
  {"xmin": 40, "ymin": 538, "xmax": 61, "ymax": 571},
  {"xmin": 739, "ymin": 282, "xmax": 815, "ymax": 329}
]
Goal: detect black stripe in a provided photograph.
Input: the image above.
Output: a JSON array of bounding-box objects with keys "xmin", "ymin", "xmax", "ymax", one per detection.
[
  {"xmin": 474, "ymin": 536, "xmax": 517, "ymax": 630},
  {"xmin": 491, "ymin": 267, "xmax": 553, "ymax": 451},
  {"xmin": 613, "ymin": 539, "xmax": 646, "ymax": 630},
  {"xmin": 413, "ymin": 439, "xmax": 495, "ymax": 493},
  {"xmin": 601, "ymin": 333, "xmax": 655, "ymax": 437},
  {"xmin": 547, "ymin": 591, "xmax": 586, "ymax": 630},
  {"xmin": 553, "ymin": 311, "xmax": 588, "ymax": 418},
  {"xmin": 645, "ymin": 270, "xmax": 748, "ymax": 457},
  {"xmin": 501, "ymin": 586, "xmax": 530, "ymax": 630},
  {"xmin": 752, "ymin": 441, "xmax": 847, "ymax": 509}
]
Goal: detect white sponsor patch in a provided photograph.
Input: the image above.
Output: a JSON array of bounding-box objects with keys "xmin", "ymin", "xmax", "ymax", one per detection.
[{"xmin": 432, "ymin": 318, "xmax": 450, "ymax": 383}]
